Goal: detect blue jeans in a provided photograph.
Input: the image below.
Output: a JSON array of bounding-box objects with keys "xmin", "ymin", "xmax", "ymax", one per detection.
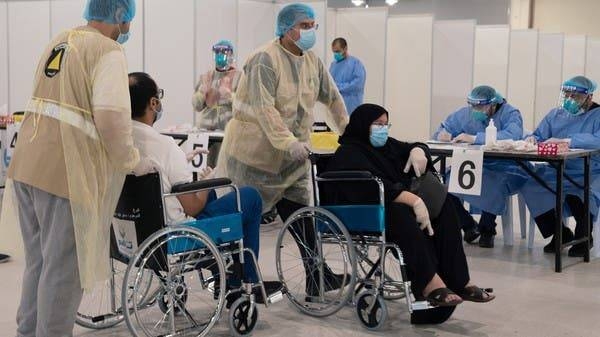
[{"xmin": 195, "ymin": 187, "xmax": 262, "ymax": 283}]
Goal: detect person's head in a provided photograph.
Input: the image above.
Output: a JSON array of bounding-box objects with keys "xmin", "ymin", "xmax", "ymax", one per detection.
[
  {"xmin": 213, "ymin": 40, "xmax": 235, "ymax": 71},
  {"xmin": 332, "ymin": 37, "xmax": 348, "ymax": 62},
  {"xmin": 276, "ymin": 3, "xmax": 318, "ymax": 54},
  {"xmin": 84, "ymin": 0, "xmax": 136, "ymax": 44},
  {"xmin": 129, "ymin": 72, "xmax": 163, "ymax": 126},
  {"xmin": 560, "ymin": 75, "xmax": 597, "ymax": 115},
  {"xmin": 340, "ymin": 104, "xmax": 391, "ymax": 148},
  {"xmin": 467, "ymin": 85, "xmax": 504, "ymax": 122}
]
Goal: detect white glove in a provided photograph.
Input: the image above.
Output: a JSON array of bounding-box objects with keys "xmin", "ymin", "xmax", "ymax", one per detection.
[
  {"xmin": 289, "ymin": 141, "xmax": 310, "ymax": 161},
  {"xmin": 524, "ymin": 136, "xmax": 537, "ymax": 144},
  {"xmin": 437, "ymin": 129, "xmax": 452, "ymax": 142},
  {"xmin": 186, "ymin": 148, "xmax": 210, "ymax": 162},
  {"xmin": 403, "ymin": 147, "xmax": 428, "ymax": 177},
  {"xmin": 198, "ymin": 166, "xmax": 216, "ymax": 180},
  {"xmin": 412, "ymin": 198, "xmax": 434, "ymax": 236},
  {"xmin": 452, "ymin": 133, "xmax": 476, "ymax": 144}
]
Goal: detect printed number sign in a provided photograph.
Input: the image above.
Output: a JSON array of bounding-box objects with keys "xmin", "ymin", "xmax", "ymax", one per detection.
[
  {"xmin": 448, "ymin": 149, "xmax": 483, "ymax": 196},
  {"xmin": 3, "ymin": 122, "xmax": 20, "ymax": 169},
  {"xmin": 185, "ymin": 133, "xmax": 209, "ymax": 173}
]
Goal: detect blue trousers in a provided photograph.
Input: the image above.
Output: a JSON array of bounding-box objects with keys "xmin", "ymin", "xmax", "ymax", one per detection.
[{"xmin": 196, "ymin": 187, "xmax": 262, "ymax": 283}]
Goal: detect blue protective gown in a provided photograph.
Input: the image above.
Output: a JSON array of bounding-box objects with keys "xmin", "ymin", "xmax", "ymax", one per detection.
[
  {"xmin": 329, "ymin": 55, "xmax": 366, "ymax": 115},
  {"xmin": 432, "ymin": 102, "xmax": 528, "ymax": 215},
  {"xmin": 520, "ymin": 104, "xmax": 600, "ymax": 219}
]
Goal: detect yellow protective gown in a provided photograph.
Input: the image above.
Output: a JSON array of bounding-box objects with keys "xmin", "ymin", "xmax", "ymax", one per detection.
[
  {"xmin": 216, "ymin": 39, "xmax": 348, "ymax": 212},
  {"xmin": 1, "ymin": 27, "xmax": 139, "ymax": 290}
]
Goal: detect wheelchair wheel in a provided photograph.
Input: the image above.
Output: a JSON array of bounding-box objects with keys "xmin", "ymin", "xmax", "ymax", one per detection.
[
  {"xmin": 381, "ymin": 247, "xmax": 406, "ymax": 300},
  {"xmin": 122, "ymin": 226, "xmax": 227, "ymax": 337},
  {"xmin": 75, "ymin": 257, "xmax": 154, "ymax": 329},
  {"xmin": 276, "ymin": 207, "xmax": 357, "ymax": 317},
  {"xmin": 355, "ymin": 292, "xmax": 387, "ymax": 331},
  {"xmin": 228, "ymin": 297, "xmax": 258, "ymax": 337}
]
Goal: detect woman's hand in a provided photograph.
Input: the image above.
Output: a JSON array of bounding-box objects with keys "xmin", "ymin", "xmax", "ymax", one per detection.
[
  {"xmin": 412, "ymin": 198, "xmax": 434, "ymax": 236},
  {"xmin": 403, "ymin": 147, "xmax": 428, "ymax": 177}
]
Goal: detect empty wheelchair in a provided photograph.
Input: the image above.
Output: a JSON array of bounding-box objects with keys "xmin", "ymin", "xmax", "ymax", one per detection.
[
  {"xmin": 275, "ymin": 154, "xmax": 434, "ymax": 330},
  {"xmin": 76, "ymin": 172, "xmax": 282, "ymax": 337}
]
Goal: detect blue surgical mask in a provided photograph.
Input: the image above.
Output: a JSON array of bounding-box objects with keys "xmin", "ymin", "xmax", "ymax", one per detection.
[
  {"xmin": 472, "ymin": 110, "xmax": 488, "ymax": 122},
  {"xmin": 294, "ymin": 28, "xmax": 316, "ymax": 51},
  {"xmin": 117, "ymin": 31, "xmax": 130, "ymax": 44},
  {"xmin": 370, "ymin": 125, "xmax": 389, "ymax": 148},
  {"xmin": 562, "ymin": 98, "xmax": 584, "ymax": 115},
  {"xmin": 215, "ymin": 53, "xmax": 229, "ymax": 70},
  {"xmin": 334, "ymin": 52, "xmax": 345, "ymax": 62}
]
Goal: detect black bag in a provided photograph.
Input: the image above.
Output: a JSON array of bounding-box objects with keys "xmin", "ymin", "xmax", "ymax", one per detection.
[{"xmin": 410, "ymin": 171, "xmax": 448, "ymax": 219}]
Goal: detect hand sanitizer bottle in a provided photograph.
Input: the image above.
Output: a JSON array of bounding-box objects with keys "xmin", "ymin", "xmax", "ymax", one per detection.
[{"xmin": 485, "ymin": 119, "xmax": 497, "ymax": 146}]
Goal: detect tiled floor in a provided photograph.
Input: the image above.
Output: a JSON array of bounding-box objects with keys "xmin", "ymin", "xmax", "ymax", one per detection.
[{"xmin": 1, "ymin": 221, "xmax": 599, "ymax": 337}]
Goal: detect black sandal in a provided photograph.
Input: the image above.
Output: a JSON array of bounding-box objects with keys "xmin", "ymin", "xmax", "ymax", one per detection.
[
  {"xmin": 459, "ymin": 286, "xmax": 495, "ymax": 303},
  {"xmin": 424, "ymin": 287, "xmax": 463, "ymax": 307}
]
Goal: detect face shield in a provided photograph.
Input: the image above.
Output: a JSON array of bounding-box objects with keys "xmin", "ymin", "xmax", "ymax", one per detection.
[
  {"xmin": 212, "ymin": 45, "xmax": 234, "ymax": 71},
  {"xmin": 559, "ymin": 85, "xmax": 592, "ymax": 116},
  {"xmin": 467, "ymin": 97, "xmax": 493, "ymax": 122}
]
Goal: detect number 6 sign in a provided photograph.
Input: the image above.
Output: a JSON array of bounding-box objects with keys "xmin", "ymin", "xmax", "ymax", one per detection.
[{"xmin": 448, "ymin": 149, "xmax": 483, "ymax": 196}]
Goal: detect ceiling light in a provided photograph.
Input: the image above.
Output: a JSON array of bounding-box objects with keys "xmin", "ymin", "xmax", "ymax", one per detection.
[
  {"xmin": 351, "ymin": 0, "xmax": 364, "ymax": 6},
  {"xmin": 386, "ymin": 0, "xmax": 398, "ymax": 5}
]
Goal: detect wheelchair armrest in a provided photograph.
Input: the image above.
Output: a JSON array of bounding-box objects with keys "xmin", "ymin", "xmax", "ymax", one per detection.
[
  {"xmin": 171, "ymin": 178, "xmax": 233, "ymax": 193},
  {"xmin": 318, "ymin": 171, "xmax": 374, "ymax": 180}
]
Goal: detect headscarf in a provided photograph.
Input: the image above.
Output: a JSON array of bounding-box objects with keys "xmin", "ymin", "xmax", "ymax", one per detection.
[{"xmin": 338, "ymin": 103, "xmax": 388, "ymax": 145}]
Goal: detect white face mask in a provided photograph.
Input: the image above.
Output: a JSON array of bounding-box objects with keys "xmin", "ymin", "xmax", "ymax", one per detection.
[{"xmin": 152, "ymin": 98, "xmax": 163, "ymax": 123}]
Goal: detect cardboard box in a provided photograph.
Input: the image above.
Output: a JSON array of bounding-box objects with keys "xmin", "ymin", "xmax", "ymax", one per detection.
[{"xmin": 538, "ymin": 142, "xmax": 570, "ymax": 156}]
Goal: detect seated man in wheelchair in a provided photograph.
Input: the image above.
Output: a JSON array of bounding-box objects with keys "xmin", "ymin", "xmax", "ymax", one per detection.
[
  {"xmin": 128, "ymin": 72, "xmax": 281, "ymax": 305},
  {"xmin": 325, "ymin": 104, "xmax": 495, "ymax": 321}
]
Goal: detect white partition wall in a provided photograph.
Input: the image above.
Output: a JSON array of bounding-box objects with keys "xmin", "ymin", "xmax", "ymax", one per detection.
[
  {"xmin": 535, "ymin": 33, "xmax": 563, "ymax": 126},
  {"xmin": 123, "ymin": 0, "xmax": 145, "ymax": 73},
  {"xmin": 237, "ymin": 0, "xmax": 276, "ymax": 67},
  {"xmin": 50, "ymin": 0, "xmax": 85, "ymax": 36},
  {"xmin": 385, "ymin": 15, "xmax": 433, "ymax": 142},
  {"xmin": 586, "ymin": 38, "xmax": 600, "ymax": 83},
  {"xmin": 473, "ymin": 25, "xmax": 510, "ymax": 94},
  {"xmin": 145, "ymin": 0, "xmax": 195, "ymax": 128},
  {"xmin": 335, "ymin": 8, "xmax": 387, "ymax": 106},
  {"xmin": 8, "ymin": 0, "xmax": 50, "ymax": 112},
  {"xmin": 431, "ymin": 20, "xmax": 476, "ymax": 134},
  {"xmin": 0, "ymin": 1, "xmax": 8, "ymax": 111},
  {"xmin": 325, "ymin": 8, "xmax": 337, "ymax": 67},
  {"xmin": 562, "ymin": 35, "xmax": 587, "ymax": 82},
  {"xmin": 196, "ymin": 0, "xmax": 238, "ymax": 85},
  {"xmin": 507, "ymin": 30, "xmax": 539, "ymax": 131}
]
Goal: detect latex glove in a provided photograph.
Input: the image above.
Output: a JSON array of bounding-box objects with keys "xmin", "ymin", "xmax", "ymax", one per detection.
[
  {"xmin": 289, "ymin": 141, "xmax": 310, "ymax": 161},
  {"xmin": 198, "ymin": 166, "xmax": 216, "ymax": 180},
  {"xmin": 452, "ymin": 133, "xmax": 476, "ymax": 144},
  {"xmin": 186, "ymin": 148, "xmax": 210, "ymax": 162},
  {"xmin": 403, "ymin": 147, "xmax": 428, "ymax": 177},
  {"xmin": 412, "ymin": 198, "xmax": 434, "ymax": 236},
  {"xmin": 524, "ymin": 136, "xmax": 537, "ymax": 144},
  {"xmin": 546, "ymin": 138, "xmax": 571, "ymax": 145},
  {"xmin": 437, "ymin": 129, "xmax": 452, "ymax": 142},
  {"xmin": 205, "ymin": 88, "xmax": 219, "ymax": 107}
]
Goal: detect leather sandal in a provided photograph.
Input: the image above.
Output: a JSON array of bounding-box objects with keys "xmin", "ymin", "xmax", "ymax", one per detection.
[
  {"xmin": 424, "ymin": 287, "xmax": 463, "ymax": 307},
  {"xmin": 459, "ymin": 286, "xmax": 495, "ymax": 303}
]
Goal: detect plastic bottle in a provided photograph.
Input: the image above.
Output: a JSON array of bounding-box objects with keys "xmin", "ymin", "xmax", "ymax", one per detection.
[{"xmin": 485, "ymin": 119, "xmax": 497, "ymax": 146}]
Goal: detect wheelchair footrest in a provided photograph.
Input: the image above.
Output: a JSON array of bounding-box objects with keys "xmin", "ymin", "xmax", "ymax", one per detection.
[
  {"xmin": 411, "ymin": 300, "xmax": 436, "ymax": 311},
  {"xmin": 268, "ymin": 291, "xmax": 285, "ymax": 305}
]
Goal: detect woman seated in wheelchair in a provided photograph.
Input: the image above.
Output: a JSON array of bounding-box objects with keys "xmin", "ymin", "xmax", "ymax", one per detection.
[
  {"xmin": 325, "ymin": 104, "xmax": 495, "ymax": 320},
  {"xmin": 128, "ymin": 72, "xmax": 281, "ymax": 305}
]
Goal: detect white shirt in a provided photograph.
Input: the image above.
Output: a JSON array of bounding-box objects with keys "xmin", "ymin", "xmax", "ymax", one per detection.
[{"xmin": 131, "ymin": 120, "xmax": 192, "ymax": 224}]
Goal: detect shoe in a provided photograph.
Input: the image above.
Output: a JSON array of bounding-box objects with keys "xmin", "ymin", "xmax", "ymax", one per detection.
[
  {"xmin": 543, "ymin": 227, "xmax": 574, "ymax": 253},
  {"xmin": 463, "ymin": 227, "xmax": 481, "ymax": 244},
  {"xmin": 222, "ymin": 281, "xmax": 284, "ymax": 308},
  {"xmin": 568, "ymin": 239, "xmax": 594, "ymax": 257},
  {"xmin": 0, "ymin": 254, "xmax": 10, "ymax": 263},
  {"xmin": 305, "ymin": 269, "xmax": 351, "ymax": 297},
  {"xmin": 478, "ymin": 232, "xmax": 495, "ymax": 248}
]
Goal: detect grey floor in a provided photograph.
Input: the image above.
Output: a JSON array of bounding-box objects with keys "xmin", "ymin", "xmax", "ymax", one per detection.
[{"xmin": 1, "ymin": 220, "xmax": 600, "ymax": 337}]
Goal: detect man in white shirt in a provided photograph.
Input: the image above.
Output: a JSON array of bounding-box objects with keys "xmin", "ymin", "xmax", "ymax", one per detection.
[{"xmin": 128, "ymin": 72, "xmax": 280, "ymax": 303}]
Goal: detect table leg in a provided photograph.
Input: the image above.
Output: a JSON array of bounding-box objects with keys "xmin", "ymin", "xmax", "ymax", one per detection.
[
  {"xmin": 584, "ymin": 155, "xmax": 591, "ymax": 263},
  {"xmin": 555, "ymin": 161, "xmax": 564, "ymax": 273}
]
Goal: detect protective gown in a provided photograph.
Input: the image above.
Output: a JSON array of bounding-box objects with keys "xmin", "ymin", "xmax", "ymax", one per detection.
[
  {"xmin": 192, "ymin": 68, "xmax": 241, "ymax": 131},
  {"xmin": 216, "ymin": 39, "xmax": 348, "ymax": 212},
  {"xmin": 432, "ymin": 101, "xmax": 528, "ymax": 215},
  {"xmin": 329, "ymin": 55, "xmax": 366, "ymax": 115}
]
